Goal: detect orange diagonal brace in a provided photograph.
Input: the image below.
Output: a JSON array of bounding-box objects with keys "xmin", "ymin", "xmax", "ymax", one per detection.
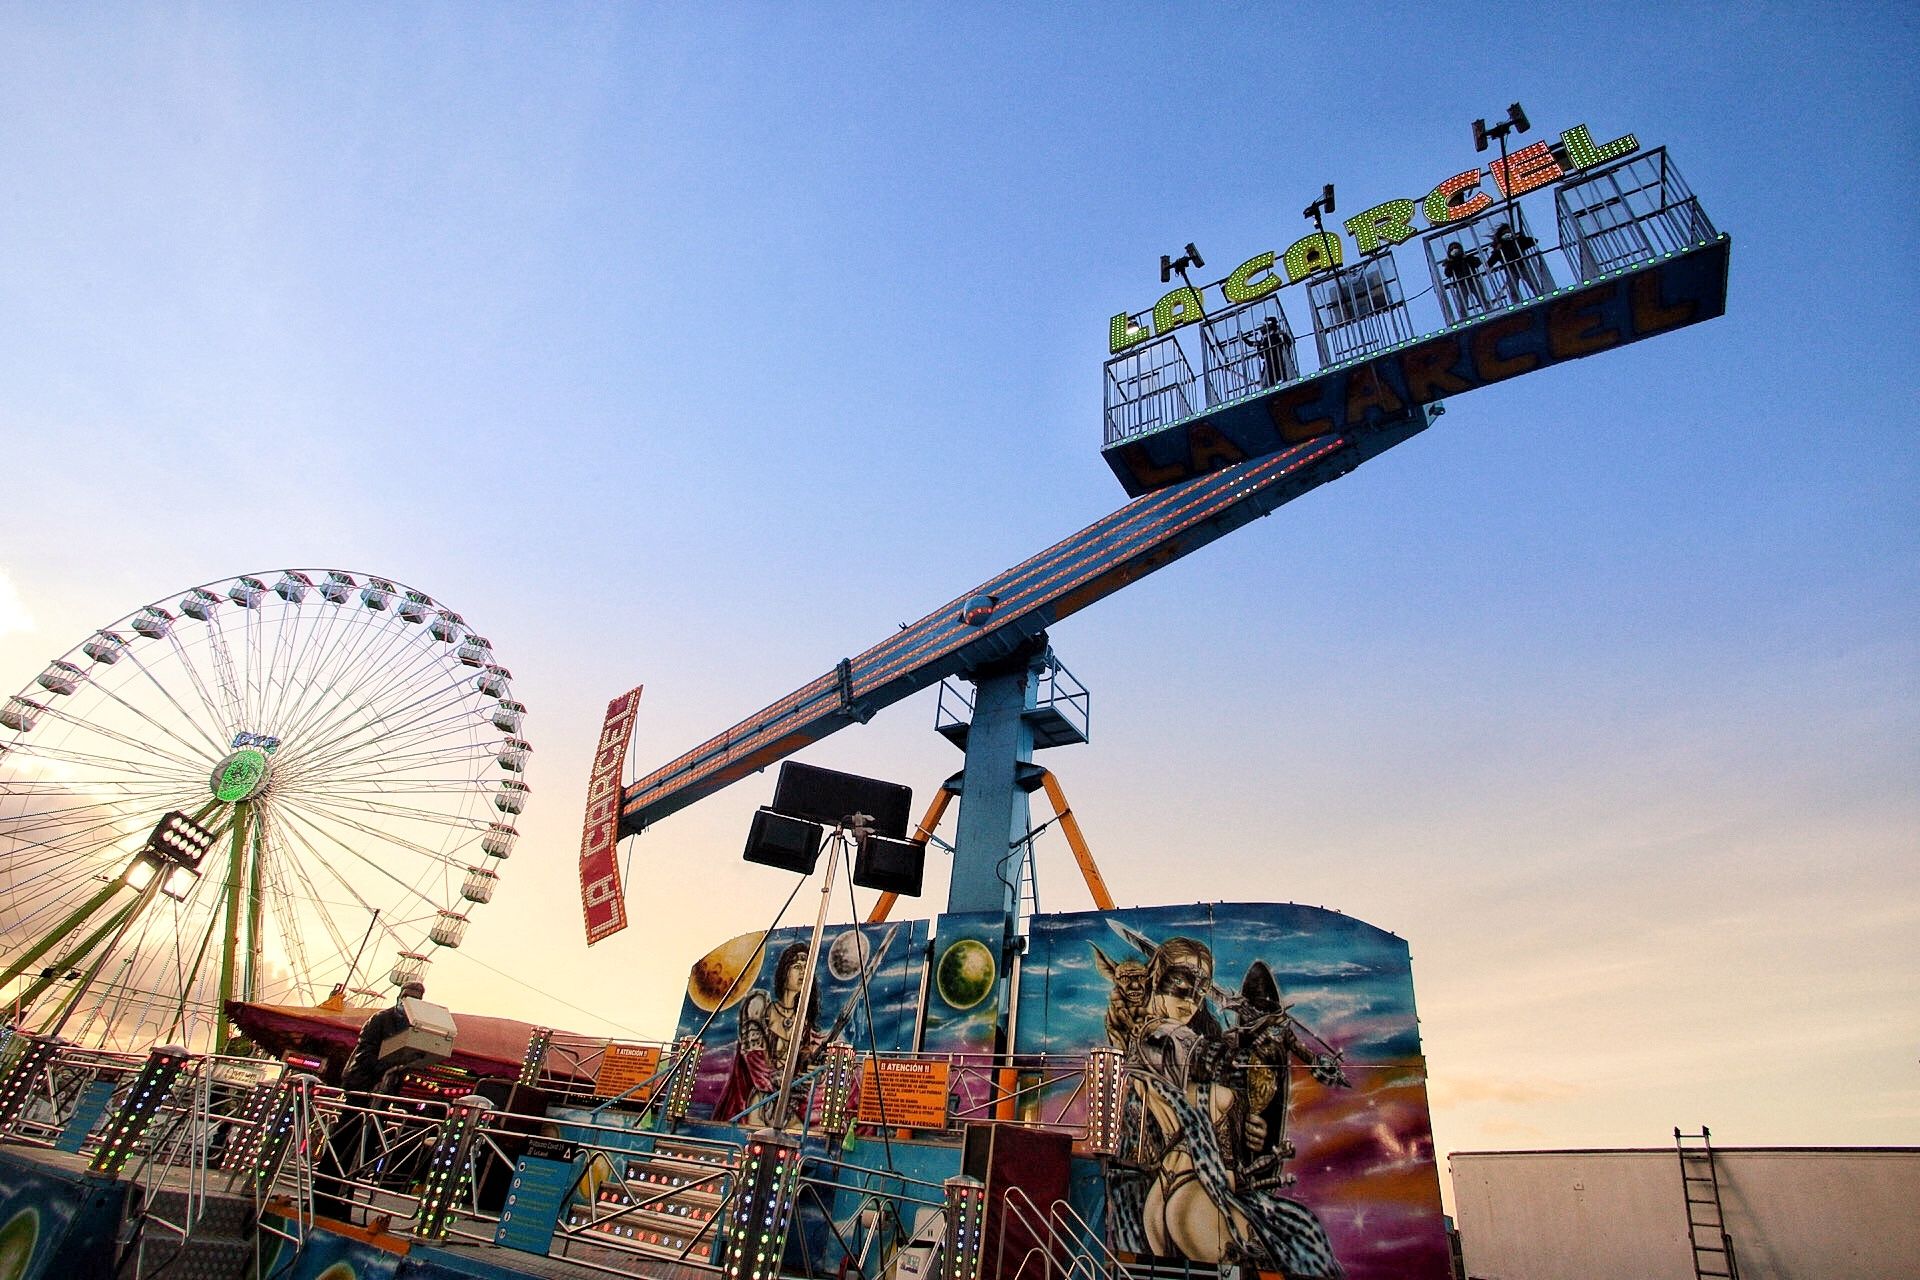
[
  {"xmin": 865, "ymin": 787, "xmax": 956, "ymax": 923},
  {"xmin": 1038, "ymin": 769, "xmax": 1115, "ymax": 911}
]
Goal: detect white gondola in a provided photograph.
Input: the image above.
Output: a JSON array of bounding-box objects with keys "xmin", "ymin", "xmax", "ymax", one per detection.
[
  {"xmin": 460, "ymin": 867, "xmax": 499, "ymax": 904},
  {"xmin": 495, "ymin": 779, "xmax": 529, "ymax": 815},
  {"xmin": 429, "ymin": 609, "xmax": 464, "ymax": 644},
  {"xmin": 82, "ymin": 631, "xmax": 129, "ymax": 663},
  {"xmin": 456, "ymin": 636, "xmax": 494, "ymax": 667},
  {"xmin": 398, "ymin": 590, "xmax": 432, "ymax": 623},
  {"xmin": 1, "ymin": 697, "xmax": 45, "ymax": 733},
  {"xmin": 481, "ymin": 823, "xmax": 518, "ymax": 858},
  {"xmin": 274, "ymin": 571, "xmax": 314, "ymax": 603},
  {"xmin": 390, "ymin": 952, "xmax": 430, "ymax": 987},
  {"xmin": 319, "ymin": 571, "xmax": 356, "ymax": 604},
  {"xmin": 429, "ymin": 910, "xmax": 469, "ymax": 948},
  {"xmin": 475, "ymin": 664, "xmax": 511, "ymax": 698},
  {"xmin": 36, "ymin": 661, "xmax": 87, "ymax": 696},
  {"xmin": 131, "ymin": 606, "xmax": 174, "ymax": 639},
  {"xmin": 496, "ymin": 738, "xmax": 531, "ymax": 772},
  {"xmin": 180, "ymin": 590, "xmax": 220, "ymax": 621},
  {"xmin": 360, "ymin": 578, "xmax": 396, "ymax": 611},
  {"xmin": 490, "ymin": 700, "xmax": 526, "ymax": 734},
  {"xmin": 227, "ymin": 577, "xmax": 267, "ymax": 608}
]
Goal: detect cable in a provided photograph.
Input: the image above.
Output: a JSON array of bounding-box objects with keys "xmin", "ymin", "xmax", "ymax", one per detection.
[
  {"xmin": 435, "ymin": 948, "xmax": 657, "ymax": 1040},
  {"xmin": 840, "ymin": 846, "xmax": 898, "ymax": 1176}
]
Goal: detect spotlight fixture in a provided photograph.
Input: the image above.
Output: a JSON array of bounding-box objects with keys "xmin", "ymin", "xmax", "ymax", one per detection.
[
  {"xmin": 123, "ymin": 810, "xmax": 217, "ymax": 900},
  {"xmin": 1159, "ymin": 242, "xmax": 1205, "ymax": 285},
  {"xmin": 1472, "ymin": 102, "xmax": 1530, "ymax": 153},
  {"xmin": 1301, "ymin": 183, "xmax": 1336, "ymax": 221}
]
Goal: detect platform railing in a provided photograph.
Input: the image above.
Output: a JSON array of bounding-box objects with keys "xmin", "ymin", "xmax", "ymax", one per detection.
[
  {"xmin": 1102, "ymin": 149, "xmax": 1722, "ymax": 448},
  {"xmin": 1000, "ymin": 1184, "xmax": 1139, "ymax": 1280}
]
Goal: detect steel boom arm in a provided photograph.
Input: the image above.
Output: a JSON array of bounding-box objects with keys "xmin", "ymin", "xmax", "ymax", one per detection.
[{"xmin": 617, "ymin": 408, "xmax": 1433, "ymax": 837}]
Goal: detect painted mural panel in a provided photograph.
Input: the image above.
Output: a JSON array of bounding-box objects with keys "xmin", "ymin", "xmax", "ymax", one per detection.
[
  {"xmin": 674, "ymin": 919, "xmax": 928, "ymax": 1125},
  {"xmin": 919, "ymin": 910, "xmax": 1008, "ymax": 1124},
  {"xmin": 1015, "ymin": 903, "xmax": 1448, "ymax": 1280}
]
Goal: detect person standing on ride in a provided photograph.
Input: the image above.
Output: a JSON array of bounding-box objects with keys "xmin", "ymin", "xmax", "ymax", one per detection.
[{"xmin": 315, "ymin": 980, "xmax": 424, "ymax": 1222}]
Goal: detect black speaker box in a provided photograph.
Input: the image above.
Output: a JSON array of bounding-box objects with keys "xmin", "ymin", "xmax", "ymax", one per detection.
[
  {"xmin": 743, "ymin": 806, "xmax": 824, "ymax": 874},
  {"xmin": 853, "ymin": 834, "xmax": 924, "ymax": 896},
  {"xmin": 772, "ymin": 761, "xmax": 912, "ymax": 838}
]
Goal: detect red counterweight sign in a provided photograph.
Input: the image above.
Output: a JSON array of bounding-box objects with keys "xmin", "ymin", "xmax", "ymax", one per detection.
[{"xmin": 580, "ymin": 685, "xmax": 643, "ymax": 943}]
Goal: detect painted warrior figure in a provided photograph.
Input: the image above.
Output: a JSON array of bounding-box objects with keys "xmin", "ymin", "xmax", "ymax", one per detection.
[
  {"xmin": 1117, "ymin": 936, "xmax": 1348, "ymax": 1278},
  {"xmin": 716, "ymin": 942, "xmax": 822, "ymax": 1127}
]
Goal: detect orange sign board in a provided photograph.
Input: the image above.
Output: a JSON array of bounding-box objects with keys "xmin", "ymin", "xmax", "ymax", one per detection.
[
  {"xmin": 858, "ymin": 1058, "xmax": 950, "ymax": 1128},
  {"xmin": 593, "ymin": 1043, "xmax": 662, "ymax": 1100}
]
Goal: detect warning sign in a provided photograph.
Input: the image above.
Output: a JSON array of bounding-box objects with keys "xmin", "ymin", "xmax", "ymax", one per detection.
[
  {"xmin": 858, "ymin": 1058, "xmax": 950, "ymax": 1129},
  {"xmin": 593, "ymin": 1043, "xmax": 662, "ymax": 1100}
]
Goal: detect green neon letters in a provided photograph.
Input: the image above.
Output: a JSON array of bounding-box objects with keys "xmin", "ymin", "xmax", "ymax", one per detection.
[
  {"xmin": 1222, "ymin": 252, "xmax": 1282, "ymax": 304},
  {"xmin": 1107, "ymin": 118, "xmax": 1642, "ymax": 352}
]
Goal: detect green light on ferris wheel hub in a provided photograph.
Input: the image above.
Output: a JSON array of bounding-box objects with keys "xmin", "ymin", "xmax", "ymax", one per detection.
[{"xmin": 210, "ymin": 747, "xmax": 271, "ymax": 803}]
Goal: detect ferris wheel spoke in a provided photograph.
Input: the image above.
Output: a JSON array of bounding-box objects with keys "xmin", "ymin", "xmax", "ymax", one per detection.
[
  {"xmin": 270, "ymin": 799, "xmax": 452, "ymax": 916},
  {"xmin": 273, "ymin": 610, "xmax": 407, "ymax": 745},
  {"xmin": 196, "ymin": 612, "xmax": 251, "ymax": 732},
  {"xmin": 2, "ymin": 741, "xmax": 205, "ymax": 782},
  {"xmin": 273, "ymin": 794, "xmax": 471, "ymax": 871},
  {"xmin": 282, "ymin": 697, "xmax": 483, "ymax": 779},
  {"xmin": 118, "ymin": 635, "xmax": 237, "ymax": 760},
  {"xmin": 26, "ymin": 688, "xmax": 214, "ymax": 775},
  {"xmin": 277, "ymin": 791, "xmax": 485, "ymax": 847},
  {"xmin": 154, "ymin": 627, "xmax": 243, "ymax": 746},
  {"xmin": 276, "ymin": 634, "xmax": 458, "ymax": 766},
  {"xmin": 260, "ymin": 590, "xmax": 348, "ymax": 735}
]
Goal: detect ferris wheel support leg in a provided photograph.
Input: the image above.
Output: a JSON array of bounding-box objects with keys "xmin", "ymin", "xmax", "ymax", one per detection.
[
  {"xmin": 243, "ymin": 821, "xmax": 265, "ymax": 1006},
  {"xmin": 39, "ymin": 877, "xmax": 163, "ymax": 1038},
  {"xmin": 214, "ymin": 802, "xmax": 251, "ymax": 1053},
  {"xmin": 0, "ymin": 878, "xmax": 129, "ymax": 990},
  {"xmin": 11, "ymin": 893, "xmax": 144, "ymax": 1013}
]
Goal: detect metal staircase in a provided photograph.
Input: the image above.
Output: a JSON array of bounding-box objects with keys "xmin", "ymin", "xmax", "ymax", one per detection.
[{"xmin": 1674, "ymin": 1126, "xmax": 1740, "ymax": 1279}]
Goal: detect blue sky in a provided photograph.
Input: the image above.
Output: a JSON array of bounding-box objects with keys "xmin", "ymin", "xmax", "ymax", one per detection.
[{"xmin": 1, "ymin": 3, "xmax": 1914, "ymax": 1180}]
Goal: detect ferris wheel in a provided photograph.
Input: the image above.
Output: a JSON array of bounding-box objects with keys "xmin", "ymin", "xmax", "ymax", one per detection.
[{"xmin": 0, "ymin": 570, "xmax": 529, "ymax": 1052}]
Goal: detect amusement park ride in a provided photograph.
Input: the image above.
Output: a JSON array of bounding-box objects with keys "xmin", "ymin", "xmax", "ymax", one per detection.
[
  {"xmin": 590, "ymin": 108, "xmax": 1731, "ymax": 956},
  {"xmin": 0, "ymin": 105, "xmax": 1730, "ymax": 1280}
]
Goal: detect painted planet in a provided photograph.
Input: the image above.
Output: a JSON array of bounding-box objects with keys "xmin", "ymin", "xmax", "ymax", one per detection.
[
  {"xmin": 827, "ymin": 929, "xmax": 870, "ymax": 981},
  {"xmin": 935, "ymin": 939, "xmax": 996, "ymax": 1010},
  {"xmin": 685, "ymin": 931, "xmax": 768, "ymax": 1012},
  {"xmin": 0, "ymin": 1208, "xmax": 39, "ymax": 1280}
]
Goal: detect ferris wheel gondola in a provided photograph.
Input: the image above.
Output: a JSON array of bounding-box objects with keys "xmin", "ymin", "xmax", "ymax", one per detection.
[{"xmin": 0, "ymin": 569, "xmax": 528, "ymax": 1052}]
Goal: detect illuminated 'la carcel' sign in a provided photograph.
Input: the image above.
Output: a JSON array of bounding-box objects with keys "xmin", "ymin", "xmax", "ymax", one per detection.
[{"xmin": 1108, "ymin": 122, "xmax": 1638, "ymax": 353}]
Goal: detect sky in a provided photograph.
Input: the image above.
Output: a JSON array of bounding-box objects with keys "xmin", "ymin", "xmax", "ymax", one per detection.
[{"xmin": 1, "ymin": 1, "xmax": 1915, "ymax": 1193}]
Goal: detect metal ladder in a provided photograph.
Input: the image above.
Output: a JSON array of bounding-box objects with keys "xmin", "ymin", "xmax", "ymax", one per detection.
[{"xmin": 1674, "ymin": 1126, "xmax": 1740, "ymax": 1279}]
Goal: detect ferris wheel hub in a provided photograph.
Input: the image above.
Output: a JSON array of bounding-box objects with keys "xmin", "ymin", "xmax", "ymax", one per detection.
[{"xmin": 210, "ymin": 746, "xmax": 274, "ymax": 803}]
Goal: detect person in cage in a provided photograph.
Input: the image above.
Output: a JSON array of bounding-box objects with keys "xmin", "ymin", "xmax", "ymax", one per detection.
[
  {"xmin": 1489, "ymin": 223, "xmax": 1543, "ymax": 301},
  {"xmin": 1237, "ymin": 317, "xmax": 1296, "ymax": 388},
  {"xmin": 1442, "ymin": 240, "xmax": 1488, "ymax": 313}
]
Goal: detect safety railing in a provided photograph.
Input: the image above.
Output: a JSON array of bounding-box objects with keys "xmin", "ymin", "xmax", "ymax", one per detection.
[
  {"xmin": 1102, "ymin": 144, "xmax": 1721, "ymax": 448},
  {"xmin": 1000, "ymin": 1184, "xmax": 1139, "ymax": 1280}
]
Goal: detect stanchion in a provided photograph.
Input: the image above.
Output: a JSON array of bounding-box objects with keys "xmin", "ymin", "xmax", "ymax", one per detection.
[
  {"xmin": 415, "ymin": 1094, "xmax": 493, "ymax": 1240},
  {"xmin": 89, "ymin": 1044, "xmax": 191, "ymax": 1176},
  {"xmin": 1082, "ymin": 1046, "xmax": 1127, "ymax": 1156},
  {"xmin": 0, "ymin": 1033, "xmax": 60, "ymax": 1134},
  {"xmin": 942, "ymin": 1174, "xmax": 987, "ymax": 1280},
  {"xmin": 719, "ymin": 1129, "xmax": 804, "ymax": 1280},
  {"xmin": 664, "ymin": 1035, "xmax": 701, "ymax": 1125}
]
